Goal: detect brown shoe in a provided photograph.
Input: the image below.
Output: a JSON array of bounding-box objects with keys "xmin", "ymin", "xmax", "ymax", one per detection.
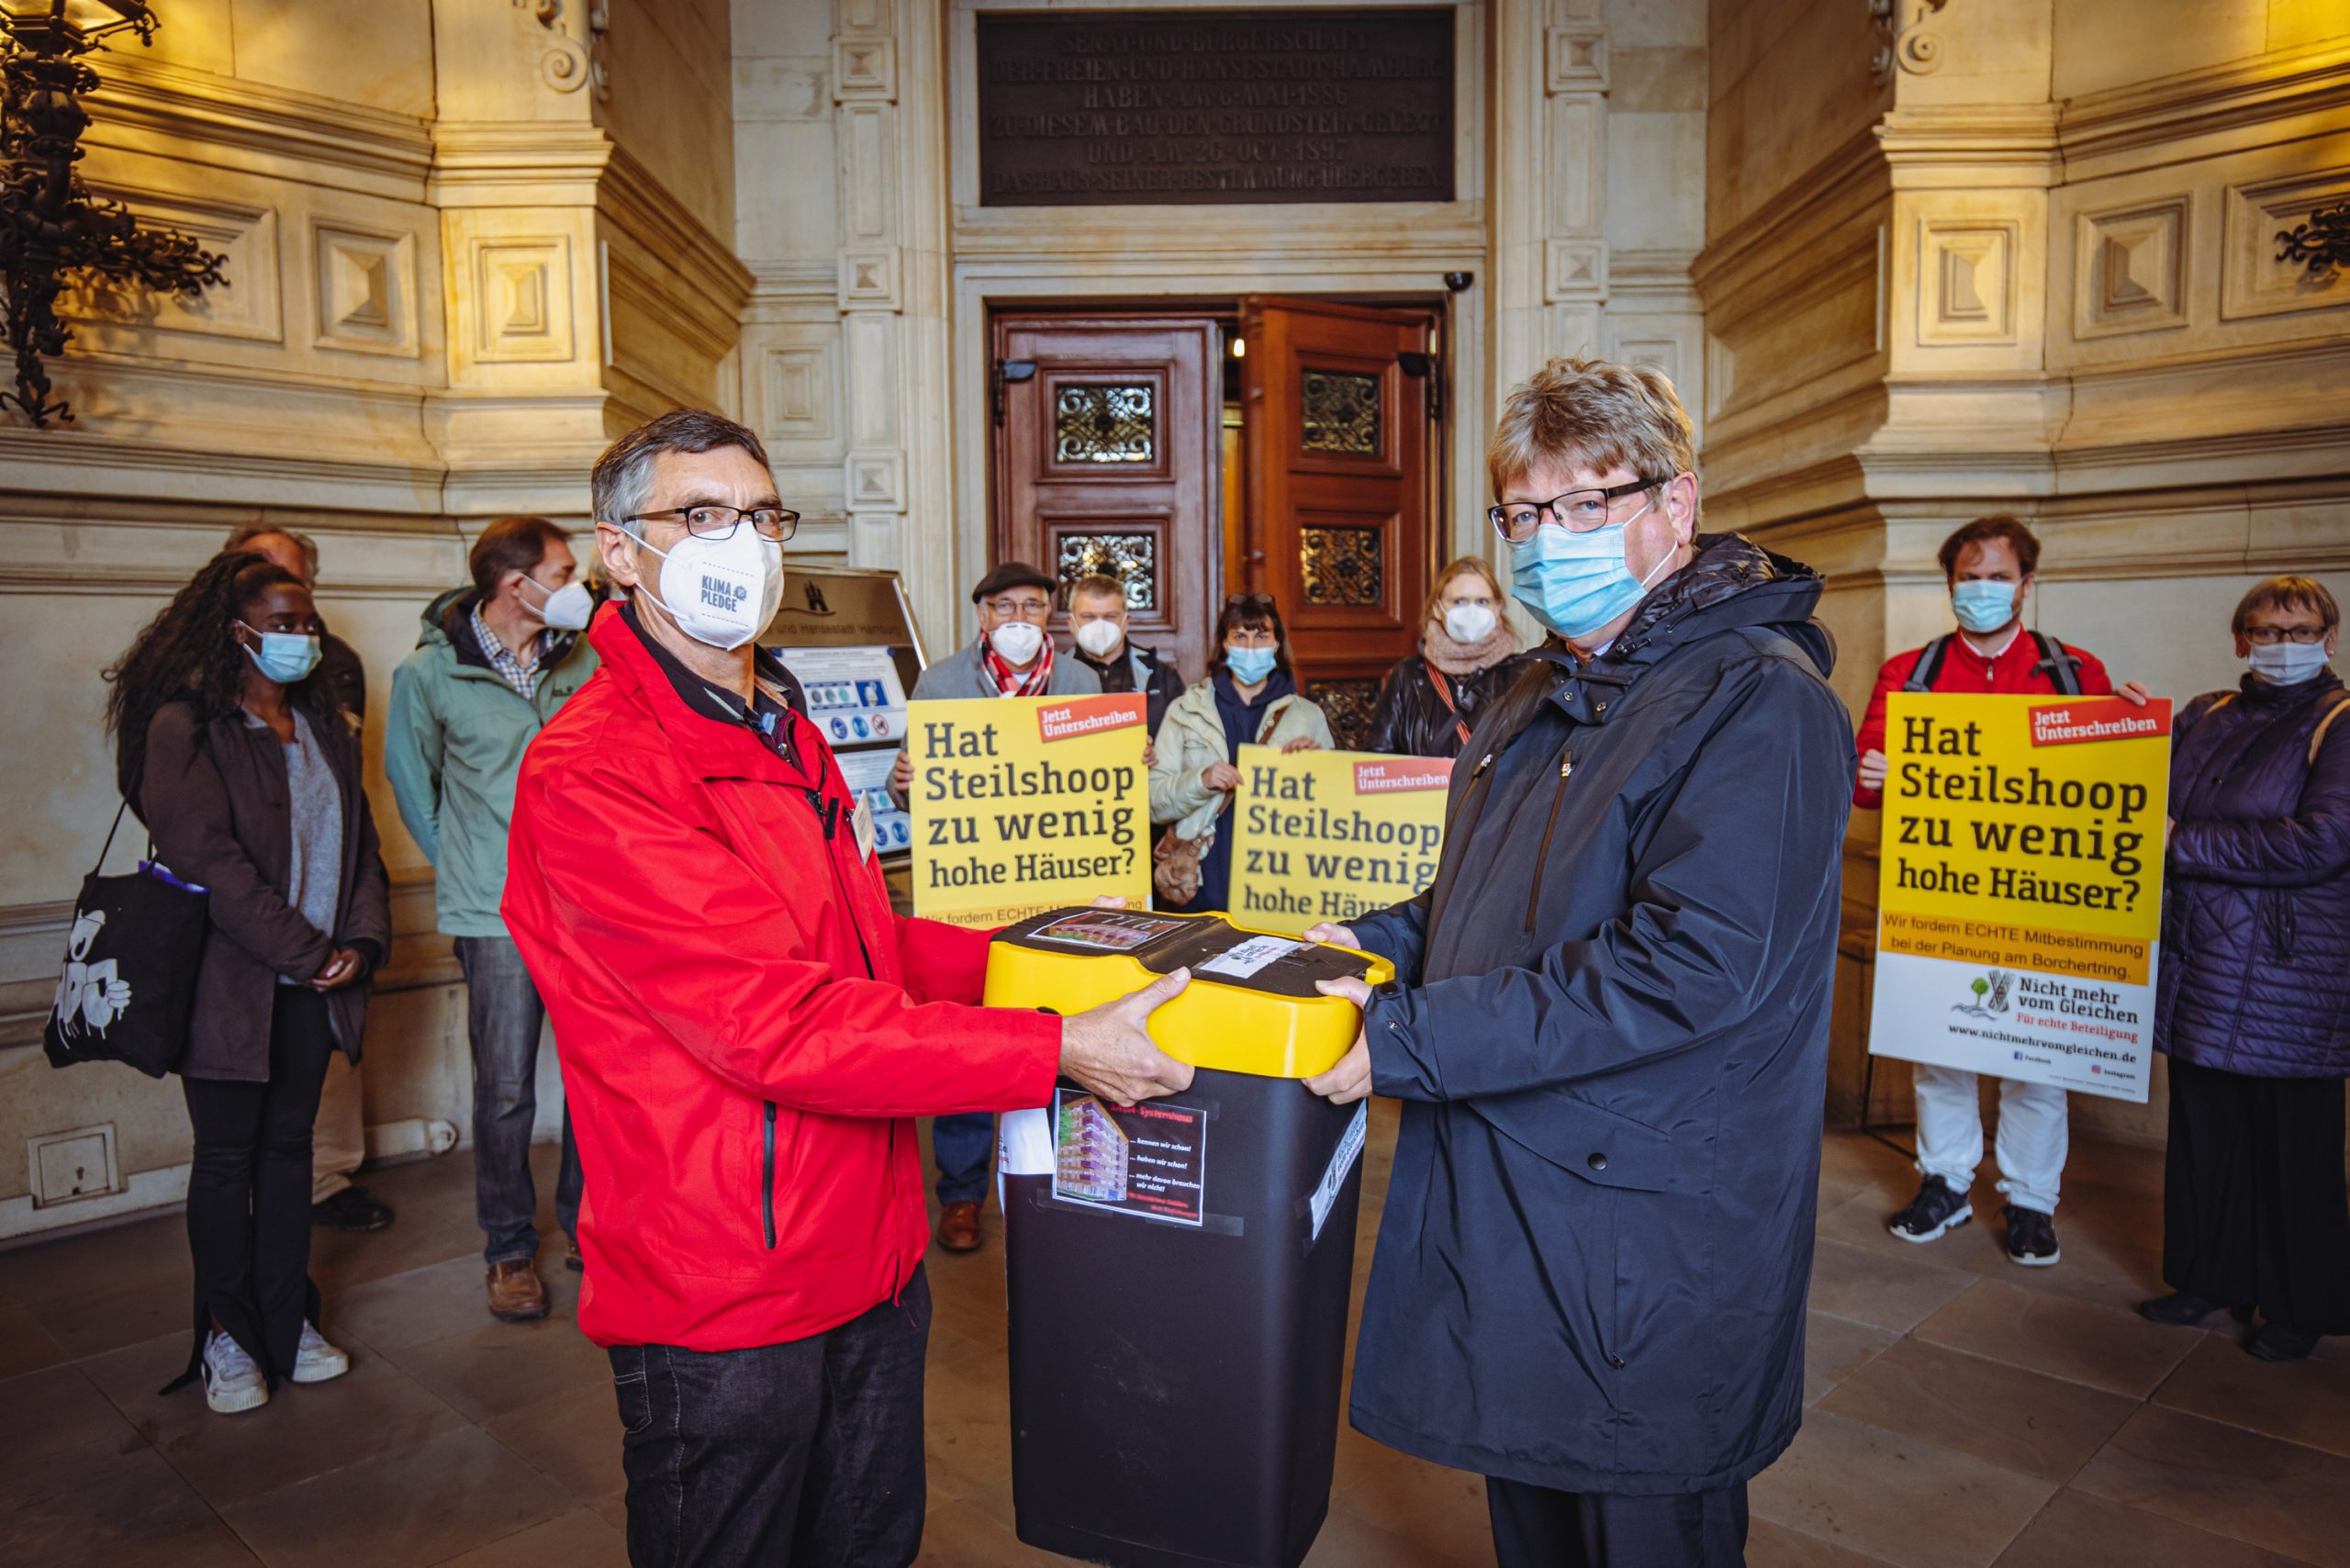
[
  {"xmin": 936, "ymin": 1200, "xmax": 984, "ymax": 1253},
  {"xmin": 487, "ymin": 1259, "xmax": 549, "ymax": 1321}
]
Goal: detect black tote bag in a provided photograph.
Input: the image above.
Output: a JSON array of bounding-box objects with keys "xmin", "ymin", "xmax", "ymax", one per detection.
[{"xmin": 43, "ymin": 802, "xmax": 209, "ymax": 1079}]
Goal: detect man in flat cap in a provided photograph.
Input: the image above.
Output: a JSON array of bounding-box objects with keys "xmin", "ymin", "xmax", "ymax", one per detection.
[{"xmin": 890, "ymin": 560, "xmax": 1100, "ymax": 1251}]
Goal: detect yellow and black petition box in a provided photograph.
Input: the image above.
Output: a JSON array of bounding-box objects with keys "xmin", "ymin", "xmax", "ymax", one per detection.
[{"xmin": 988, "ymin": 908, "xmax": 1388, "ymax": 1568}]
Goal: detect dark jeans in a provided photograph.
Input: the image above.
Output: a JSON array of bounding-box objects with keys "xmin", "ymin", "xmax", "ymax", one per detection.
[
  {"xmin": 932, "ymin": 1112, "xmax": 994, "ymax": 1206},
  {"xmin": 609, "ymin": 1267, "xmax": 932, "ymax": 1567},
  {"xmin": 1486, "ymin": 1476, "xmax": 1750, "ymax": 1568},
  {"xmin": 2164, "ymin": 1056, "xmax": 2350, "ymax": 1336},
  {"xmin": 179, "ymin": 987, "xmax": 335, "ymax": 1384},
  {"xmin": 455, "ymin": 935, "xmax": 582, "ymax": 1266}
]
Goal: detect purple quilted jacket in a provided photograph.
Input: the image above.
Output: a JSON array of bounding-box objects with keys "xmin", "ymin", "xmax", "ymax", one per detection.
[{"xmin": 2155, "ymin": 669, "xmax": 2350, "ymax": 1078}]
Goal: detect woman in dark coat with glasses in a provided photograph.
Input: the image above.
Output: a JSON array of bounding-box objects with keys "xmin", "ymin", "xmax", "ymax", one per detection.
[{"xmin": 2142, "ymin": 575, "xmax": 2350, "ymax": 1361}]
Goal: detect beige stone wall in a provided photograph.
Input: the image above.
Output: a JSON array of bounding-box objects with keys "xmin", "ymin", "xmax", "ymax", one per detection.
[
  {"xmin": 1700, "ymin": 0, "xmax": 2350, "ymax": 1147},
  {"xmin": 0, "ymin": 0, "xmax": 743, "ymax": 1239}
]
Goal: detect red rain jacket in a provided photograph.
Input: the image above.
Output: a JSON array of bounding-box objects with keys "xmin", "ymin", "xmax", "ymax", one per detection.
[{"xmin": 503, "ymin": 605, "xmax": 1060, "ymax": 1350}]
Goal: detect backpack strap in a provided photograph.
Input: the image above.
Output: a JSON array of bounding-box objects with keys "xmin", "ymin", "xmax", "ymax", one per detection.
[
  {"xmin": 1903, "ymin": 636, "xmax": 1951, "ymax": 693},
  {"xmin": 2030, "ymin": 632, "xmax": 2086, "ymax": 698},
  {"xmin": 2311, "ymin": 694, "xmax": 2350, "ymax": 767}
]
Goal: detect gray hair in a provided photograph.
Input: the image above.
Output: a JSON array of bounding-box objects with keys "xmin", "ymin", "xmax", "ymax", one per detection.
[
  {"xmin": 591, "ymin": 409, "xmax": 772, "ymax": 535},
  {"xmin": 221, "ymin": 525, "xmax": 319, "ymax": 583}
]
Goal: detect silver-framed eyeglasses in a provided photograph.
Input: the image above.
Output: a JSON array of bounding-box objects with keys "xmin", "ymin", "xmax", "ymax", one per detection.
[
  {"xmin": 629, "ymin": 504, "xmax": 799, "ymax": 543},
  {"xmin": 1488, "ymin": 476, "xmax": 1661, "ymax": 543}
]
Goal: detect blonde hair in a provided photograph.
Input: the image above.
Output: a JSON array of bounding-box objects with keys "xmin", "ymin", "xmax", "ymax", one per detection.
[
  {"xmin": 1421, "ymin": 554, "xmax": 1503, "ymax": 627},
  {"xmin": 1487, "ymin": 356, "xmax": 1696, "ymax": 500}
]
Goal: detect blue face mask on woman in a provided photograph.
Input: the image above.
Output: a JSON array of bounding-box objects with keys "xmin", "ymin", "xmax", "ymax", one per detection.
[
  {"xmin": 239, "ymin": 622, "xmax": 321, "ymax": 684},
  {"xmin": 1950, "ymin": 579, "xmax": 2017, "ymax": 634},
  {"xmin": 1225, "ymin": 644, "xmax": 1278, "ymax": 685},
  {"xmin": 1507, "ymin": 498, "xmax": 1676, "ymax": 642}
]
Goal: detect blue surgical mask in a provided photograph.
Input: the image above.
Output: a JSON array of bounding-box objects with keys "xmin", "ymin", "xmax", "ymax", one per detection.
[
  {"xmin": 1506, "ymin": 500, "xmax": 1674, "ymax": 642},
  {"xmin": 1951, "ymin": 580, "xmax": 2017, "ymax": 634},
  {"xmin": 1225, "ymin": 645, "xmax": 1278, "ymax": 684},
  {"xmin": 2247, "ymin": 642, "xmax": 2331, "ymax": 685},
  {"xmin": 239, "ymin": 622, "xmax": 321, "ymax": 684}
]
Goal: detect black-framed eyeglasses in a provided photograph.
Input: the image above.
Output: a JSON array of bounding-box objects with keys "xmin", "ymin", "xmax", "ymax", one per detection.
[
  {"xmin": 2244, "ymin": 625, "xmax": 2332, "ymax": 646},
  {"xmin": 1487, "ymin": 477, "xmax": 1660, "ymax": 543},
  {"xmin": 629, "ymin": 504, "xmax": 799, "ymax": 543}
]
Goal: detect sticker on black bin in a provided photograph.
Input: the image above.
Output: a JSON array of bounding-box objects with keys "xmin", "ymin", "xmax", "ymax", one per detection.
[{"xmin": 1051, "ymin": 1087, "xmax": 1206, "ymax": 1226}]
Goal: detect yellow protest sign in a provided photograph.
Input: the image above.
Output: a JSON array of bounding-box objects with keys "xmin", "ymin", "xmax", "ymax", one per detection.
[
  {"xmin": 1227, "ymin": 745, "xmax": 1452, "ymax": 935},
  {"xmin": 1867, "ymin": 693, "xmax": 2171, "ymax": 1103},
  {"xmin": 909, "ymin": 693, "xmax": 1150, "ymax": 928}
]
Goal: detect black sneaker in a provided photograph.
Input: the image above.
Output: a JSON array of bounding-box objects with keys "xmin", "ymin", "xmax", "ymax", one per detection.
[
  {"xmin": 1887, "ymin": 1176, "xmax": 1972, "ymax": 1243},
  {"xmin": 2246, "ymin": 1323, "xmax": 2320, "ymax": 1361},
  {"xmin": 311, "ymin": 1185, "xmax": 395, "ymax": 1233},
  {"xmin": 2001, "ymin": 1204, "xmax": 2060, "ymax": 1266}
]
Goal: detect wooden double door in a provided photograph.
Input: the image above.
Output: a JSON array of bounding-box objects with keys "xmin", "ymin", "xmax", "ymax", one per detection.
[{"xmin": 990, "ymin": 297, "xmax": 1438, "ymax": 746}]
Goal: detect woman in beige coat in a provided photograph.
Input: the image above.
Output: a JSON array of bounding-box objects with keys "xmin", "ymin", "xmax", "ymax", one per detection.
[{"xmin": 1148, "ymin": 592, "xmax": 1335, "ymax": 911}]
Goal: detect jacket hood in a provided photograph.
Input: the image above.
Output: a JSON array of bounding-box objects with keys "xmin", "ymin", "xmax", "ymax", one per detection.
[
  {"xmin": 415, "ymin": 584, "xmax": 585, "ymax": 672},
  {"xmin": 1534, "ymin": 532, "xmax": 1836, "ymax": 684},
  {"xmin": 415, "ymin": 587, "xmax": 472, "ymax": 649}
]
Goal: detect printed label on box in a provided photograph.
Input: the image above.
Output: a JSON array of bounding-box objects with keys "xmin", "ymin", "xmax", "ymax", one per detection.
[{"xmin": 1050, "ymin": 1088, "xmax": 1206, "ymax": 1227}]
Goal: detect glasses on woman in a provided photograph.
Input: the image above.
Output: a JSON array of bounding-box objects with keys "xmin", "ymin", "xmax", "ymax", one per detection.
[
  {"xmin": 629, "ymin": 505, "xmax": 800, "ymax": 543},
  {"xmin": 1225, "ymin": 592, "xmax": 1277, "ymax": 610},
  {"xmin": 2243, "ymin": 625, "xmax": 2331, "ymax": 646},
  {"xmin": 1487, "ymin": 477, "xmax": 1660, "ymax": 543}
]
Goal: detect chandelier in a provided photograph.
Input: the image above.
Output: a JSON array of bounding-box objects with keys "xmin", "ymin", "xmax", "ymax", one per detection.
[{"xmin": 0, "ymin": 0, "xmax": 228, "ymax": 425}]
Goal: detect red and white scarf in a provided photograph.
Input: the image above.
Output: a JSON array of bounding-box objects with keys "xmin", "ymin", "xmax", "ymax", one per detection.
[{"xmin": 979, "ymin": 633, "xmax": 1056, "ymax": 697}]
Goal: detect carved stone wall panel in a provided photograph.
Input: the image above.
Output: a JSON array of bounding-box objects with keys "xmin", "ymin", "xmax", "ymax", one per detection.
[
  {"xmin": 839, "ymin": 248, "xmax": 902, "ymax": 310},
  {"xmin": 465, "ymin": 235, "xmax": 576, "ymax": 363},
  {"xmin": 749, "ymin": 329, "xmax": 843, "ymax": 462},
  {"xmin": 312, "ymin": 219, "xmax": 420, "ymax": 356},
  {"xmin": 836, "ymin": 0, "xmax": 890, "ymax": 39},
  {"xmin": 838, "ymin": 103, "xmax": 897, "ymax": 246},
  {"xmin": 1547, "ymin": 91, "xmax": 1606, "ymax": 236},
  {"xmin": 2073, "ymin": 197, "xmax": 2189, "ymax": 340},
  {"xmin": 1545, "ymin": 238, "xmax": 1608, "ymax": 301},
  {"xmin": 834, "ymin": 37, "xmax": 897, "ymax": 100},
  {"xmin": 1918, "ymin": 220, "xmax": 2017, "ymax": 344},
  {"xmin": 1550, "ymin": 302, "xmax": 1602, "ymax": 358},
  {"xmin": 2221, "ymin": 166, "xmax": 2350, "ymax": 322},
  {"xmin": 64, "ymin": 190, "xmax": 283, "ymax": 344},
  {"xmin": 846, "ymin": 450, "xmax": 906, "ymax": 509},
  {"xmin": 1547, "ymin": 26, "xmax": 1609, "ymax": 93}
]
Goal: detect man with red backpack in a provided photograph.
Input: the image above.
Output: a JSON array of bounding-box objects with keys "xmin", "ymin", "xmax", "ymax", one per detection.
[{"xmin": 1855, "ymin": 515, "xmax": 2149, "ymax": 1268}]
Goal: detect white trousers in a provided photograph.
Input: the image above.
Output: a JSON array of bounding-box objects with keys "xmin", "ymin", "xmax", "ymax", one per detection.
[{"xmin": 1911, "ymin": 1064, "xmax": 2067, "ymax": 1215}]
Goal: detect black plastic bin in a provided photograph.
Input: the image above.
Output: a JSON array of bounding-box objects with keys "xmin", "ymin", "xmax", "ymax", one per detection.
[{"xmin": 985, "ymin": 909, "xmax": 1382, "ymax": 1568}]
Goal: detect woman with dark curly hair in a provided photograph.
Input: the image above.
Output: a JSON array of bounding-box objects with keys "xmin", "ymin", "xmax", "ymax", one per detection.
[{"xmin": 105, "ymin": 551, "xmax": 391, "ymax": 1414}]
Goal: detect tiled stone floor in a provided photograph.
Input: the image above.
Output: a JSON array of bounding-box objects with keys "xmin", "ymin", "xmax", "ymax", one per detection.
[{"xmin": 4, "ymin": 1106, "xmax": 2345, "ymax": 1567}]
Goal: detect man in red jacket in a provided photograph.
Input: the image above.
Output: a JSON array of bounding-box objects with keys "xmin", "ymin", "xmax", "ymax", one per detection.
[
  {"xmin": 503, "ymin": 409, "xmax": 1193, "ymax": 1567},
  {"xmin": 1855, "ymin": 514, "xmax": 2147, "ymax": 1270}
]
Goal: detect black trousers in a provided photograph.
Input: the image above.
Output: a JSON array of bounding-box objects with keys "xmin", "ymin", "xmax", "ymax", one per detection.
[
  {"xmin": 2163, "ymin": 1056, "xmax": 2350, "ymax": 1336},
  {"xmin": 610, "ymin": 1267, "xmax": 931, "ymax": 1568},
  {"xmin": 1487, "ymin": 1476, "xmax": 1749, "ymax": 1568},
  {"xmin": 177, "ymin": 988, "xmax": 336, "ymax": 1386}
]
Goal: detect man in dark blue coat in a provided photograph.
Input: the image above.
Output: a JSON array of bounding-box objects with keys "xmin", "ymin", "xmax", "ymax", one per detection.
[{"xmin": 1306, "ymin": 356, "xmax": 1854, "ymax": 1566}]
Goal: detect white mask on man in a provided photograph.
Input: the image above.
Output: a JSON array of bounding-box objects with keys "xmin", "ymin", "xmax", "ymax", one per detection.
[
  {"xmin": 1073, "ymin": 619, "xmax": 1124, "ymax": 659},
  {"xmin": 521, "ymin": 574, "xmax": 596, "ymax": 632},
  {"xmin": 634, "ymin": 527, "xmax": 784, "ymax": 652},
  {"xmin": 990, "ymin": 621, "xmax": 1046, "ymax": 666}
]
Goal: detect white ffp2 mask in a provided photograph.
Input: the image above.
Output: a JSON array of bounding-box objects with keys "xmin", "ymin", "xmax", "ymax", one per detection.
[
  {"xmin": 990, "ymin": 621, "xmax": 1046, "ymax": 666},
  {"xmin": 1073, "ymin": 619, "xmax": 1124, "ymax": 659},
  {"xmin": 634, "ymin": 528, "xmax": 783, "ymax": 651}
]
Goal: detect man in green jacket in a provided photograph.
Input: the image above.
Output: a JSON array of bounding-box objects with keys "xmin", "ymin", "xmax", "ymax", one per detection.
[{"xmin": 386, "ymin": 516, "xmax": 599, "ymax": 1322}]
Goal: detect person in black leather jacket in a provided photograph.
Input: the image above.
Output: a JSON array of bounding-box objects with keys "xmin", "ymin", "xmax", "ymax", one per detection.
[{"xmin": 1364, "ymin": 555, "xmax": 1522, "ymax": 757}]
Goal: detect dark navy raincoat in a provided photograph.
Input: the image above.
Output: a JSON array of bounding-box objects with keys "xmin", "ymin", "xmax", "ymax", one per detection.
[{"xmin": 1348, "ymin": 533, "xmax": 1856, "ymax": 1495}]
